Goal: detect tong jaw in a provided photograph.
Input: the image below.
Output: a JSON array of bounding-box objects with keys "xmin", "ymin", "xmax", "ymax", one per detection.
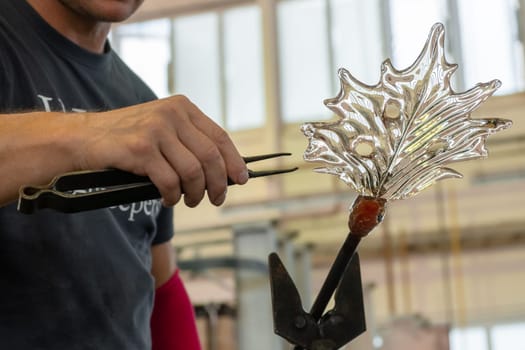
[{"xmin": 269, "ymin": 252, "xmax": 366, "ymax": 350}]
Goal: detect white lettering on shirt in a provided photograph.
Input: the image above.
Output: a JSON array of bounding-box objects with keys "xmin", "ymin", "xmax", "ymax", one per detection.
[{"xmin": 37, "ymin": 94, "xmax": 86, "ymax": 113}]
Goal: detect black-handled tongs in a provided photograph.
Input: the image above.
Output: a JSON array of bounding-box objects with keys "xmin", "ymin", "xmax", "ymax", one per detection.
[{"xmin": 18, "ymin": 152, "xmax": 297, "ymax": 214}]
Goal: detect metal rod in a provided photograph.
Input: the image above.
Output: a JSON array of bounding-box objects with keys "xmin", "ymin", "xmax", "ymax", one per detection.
[{"xmin": 310, "ymin": 233, "xmax": 362, "ymax": 320}]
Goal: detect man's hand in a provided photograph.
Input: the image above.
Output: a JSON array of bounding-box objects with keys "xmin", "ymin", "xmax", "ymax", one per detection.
[{"xmin": 76, "ymin": 95, "xmax": 249, "ymax": 207}]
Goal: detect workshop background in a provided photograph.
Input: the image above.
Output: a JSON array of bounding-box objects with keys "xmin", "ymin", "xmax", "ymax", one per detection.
[{"xmin": 112, "ymin": 0, "xmax": 525, "ymax": 349}]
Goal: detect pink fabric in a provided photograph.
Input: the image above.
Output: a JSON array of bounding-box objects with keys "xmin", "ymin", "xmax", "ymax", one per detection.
[{"xmin": 150, "ymin": 269, "xmax": 202, "ymax": 350}]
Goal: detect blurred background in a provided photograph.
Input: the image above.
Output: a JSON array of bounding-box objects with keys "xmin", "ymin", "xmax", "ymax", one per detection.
[{"xmin": 112, "ymin": 0, "xmax": 525, "ymax": 349}]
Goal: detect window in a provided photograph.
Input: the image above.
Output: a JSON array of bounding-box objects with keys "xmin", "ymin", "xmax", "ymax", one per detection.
[
  {"xmin": 223, "ymin": 6, "xmax": 265, "ymax": 130},
  {"xmin": 330, "ymin": 0, "xmax": 384, "ymax": 85},
  {"xmin": 173, "ymin": 13, "xmax": 222, "ymax": 125},
  {"xmin": 456, "ymin": 0, "xmax": 524, "ymax": 94},
  {"xmin": 278, "ymin": 0, "xmax": 332, "ymax": 123},
  {"xmin": 114, "ymin": 6, "xmax": 265, "ymax": 131},
  {"xmin": 114, "ymin": 19, "xmax": 171, "ymax": 98},
  {"xmin": 389, "ymin": 0, "xmax": 447, "ymax": 69},
  {"xmin": 450, "ymin": 322, "xmax": 525, "ymax": 350},
  {"xmin": 390, "ymin": 0, "xmax": 524, "ymax": 94},
  {"xmin": 113, "ymin": 0, "xmax": 525, "ymax": 129},
  {"xmin": 450, "ymin": 327, "xmax": 488, "ymax": 350},
  {"xmin": 491, "ymin": 322, "xmax": 525, "ymax": 350}
]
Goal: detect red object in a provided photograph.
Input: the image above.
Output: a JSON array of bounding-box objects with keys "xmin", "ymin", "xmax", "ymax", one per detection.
[
  {"xmin": 348, "ymin": 196, "xmax": 387, "ymax": 237},
  {"xmin": 151, "ymin": 269, "xmax": 202, "ymax": 350}
]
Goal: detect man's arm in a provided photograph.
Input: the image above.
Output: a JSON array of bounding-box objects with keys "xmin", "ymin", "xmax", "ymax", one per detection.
[
  {"xmin": 151, "ymin": 241, "xmax": 202, "ymax": 350},
  {"xmin": 0, "ymin": 111, "xmax": 84, "ymax": 205},
  {"xmin": 0, "ymin": 95, "xmax": 249, "ymax": 207},
  {"xmin": 151, "ymin": 241, "xmax": 177, "ymax": 288}
]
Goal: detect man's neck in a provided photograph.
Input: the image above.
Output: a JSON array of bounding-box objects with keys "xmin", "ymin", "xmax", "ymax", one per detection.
[{"xmin": 25, "ymin": 0, "xmax": 110, "ymax": 54}]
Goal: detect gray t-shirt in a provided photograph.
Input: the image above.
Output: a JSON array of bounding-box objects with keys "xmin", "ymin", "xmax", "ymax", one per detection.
[{"xmin": 0, "ymin": 0, "xmax": 174, "ymax": 348}]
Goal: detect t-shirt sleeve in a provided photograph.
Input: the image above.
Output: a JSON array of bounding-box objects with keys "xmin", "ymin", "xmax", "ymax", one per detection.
[{"xmin": 152, "ymin": 206, "xmax": 175, "ymax": 245}]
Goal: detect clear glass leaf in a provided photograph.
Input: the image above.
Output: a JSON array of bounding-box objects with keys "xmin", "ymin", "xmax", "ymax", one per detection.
[{"xmin": 302, "ymin": 23, "xmax": 512, "ymax": 201}]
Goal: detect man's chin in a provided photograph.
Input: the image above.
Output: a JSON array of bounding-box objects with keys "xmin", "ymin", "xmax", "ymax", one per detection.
[
  {"xmin": 89, "ymin": 4, "xmax": 142, "ymax": 22},
  {"xmin": 59, "ymin": 0, "xmax": 144, "ymax": 23}
]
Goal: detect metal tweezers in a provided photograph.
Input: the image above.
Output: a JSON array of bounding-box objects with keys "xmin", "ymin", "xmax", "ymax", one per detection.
[{"xmin": 18, "ymin": 152, "xmax": 297, "ymax": 214}]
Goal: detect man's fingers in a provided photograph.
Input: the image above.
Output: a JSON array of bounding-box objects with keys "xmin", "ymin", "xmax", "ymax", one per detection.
[
  {"xmin": 169, "ymin": 122, "xmax": 229, "ymax": 206},
  {"xmin": 142, "ymin": 129, "xmax": 206, "ymax": 207},
  {"xmin": 181, "ymin": 98, "xmax": 249, "ymax": 185},
  {"xmin": 145, "ymin": 155, "xmax": 182, "ymax": 207},
  {"xmin": 171, "ymin": 146, "xmax": 206, "ymax": 208}
]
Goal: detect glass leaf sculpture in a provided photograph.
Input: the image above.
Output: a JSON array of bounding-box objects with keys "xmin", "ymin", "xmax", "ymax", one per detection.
[{"xmin": 302, "ymin": 23, "xmax": 512, "ymax": 201}]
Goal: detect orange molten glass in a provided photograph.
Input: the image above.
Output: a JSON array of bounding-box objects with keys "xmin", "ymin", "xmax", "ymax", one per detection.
[{"xmin": 348, "ymin": 196, "xmax": 386, "ymax": 237}]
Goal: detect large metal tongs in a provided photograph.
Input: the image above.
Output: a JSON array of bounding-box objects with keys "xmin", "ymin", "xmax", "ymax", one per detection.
[
  {"xmin": 18, "ymin": 152, "xmax": 297, "ymax": 214},
  {"xmin": 269, "ymin": 196, "xmax": 386, "ymax": 350}
]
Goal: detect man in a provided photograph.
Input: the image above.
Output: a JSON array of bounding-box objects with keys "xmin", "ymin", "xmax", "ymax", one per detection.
[{"xmin": 0, "ymin": 0, "xmax": 248, "ymax": 348}]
